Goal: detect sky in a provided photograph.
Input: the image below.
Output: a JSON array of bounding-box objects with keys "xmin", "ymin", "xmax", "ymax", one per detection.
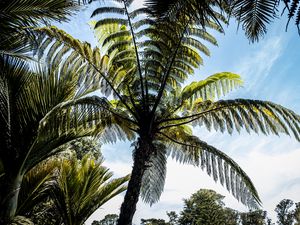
[{"xmin": 57, "ymin": 1, "xmax": 300, "ymax": 224}]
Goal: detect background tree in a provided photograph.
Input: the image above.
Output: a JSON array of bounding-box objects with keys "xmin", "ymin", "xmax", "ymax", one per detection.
[
  {"xmin": 141, "ymin": 218, "xmax": 169, "ymax": 225},
  {"xmin": 294, "ymin": 202, "xmax": 300, "ymax": 225},
  {"xmin": 178, "ymin": 189, "xmax": 231, "ymax": 225},
  {"xmin": 275, "ymin": 199, "xmax": 295, "ymax": 225},
  {"xmin": 92, "ymin": 214, "xmax": 119, "ymax": 225},
  {"xmin": 240, "ymin": 210, "xmax": 267, "ymax": 225},
  {"xmin": 167, "ymin": 211, "xmax": 178, "ymax": 225}
]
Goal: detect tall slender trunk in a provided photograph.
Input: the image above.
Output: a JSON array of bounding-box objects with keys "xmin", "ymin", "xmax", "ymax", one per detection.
[
  {"xmin": 117, "ymin": 137, "xmax": 152, "ymax": 225},
  {"xmin": 0, "ymin": 172, "xmax": 23, "ymax": 224}
]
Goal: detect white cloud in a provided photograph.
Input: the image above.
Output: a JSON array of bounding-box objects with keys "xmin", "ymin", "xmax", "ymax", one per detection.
[{"xmin": 236, "ymin": 36, "xmax": 283, "ymax": 93}]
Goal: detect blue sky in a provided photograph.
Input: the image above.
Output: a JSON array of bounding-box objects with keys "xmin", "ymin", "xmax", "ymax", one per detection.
[{"xmin": 57, "ymin": 1, "xmax": 300, "ymax": 224}]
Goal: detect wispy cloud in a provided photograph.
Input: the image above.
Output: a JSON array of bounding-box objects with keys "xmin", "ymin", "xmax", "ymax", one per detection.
[{"xmin": 235, "ymin": 36, "xmax": 283, "ymax": 94}]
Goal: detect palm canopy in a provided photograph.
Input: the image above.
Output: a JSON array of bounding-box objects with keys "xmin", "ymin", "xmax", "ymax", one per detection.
[
  {"xmin": 34, "ymin": 0, "xmax": 300, "ymax": 224},
  {"xmin": 145, "ymin": 0, "xmax": 300, "ymax": 42}
]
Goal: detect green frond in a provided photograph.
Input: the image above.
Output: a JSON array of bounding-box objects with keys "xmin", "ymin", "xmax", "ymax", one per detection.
[
  {"xmin": 231, "ymin": 0, "xmax": 277, "ymax": 42},
  {"xmin": 94, "ymin": 18, "xmax": 129, "ymax": 29},
  {"xmin": 158, "ymin": 129, "xmax": 260, "ymax": 208},
  {"xmin": 141, "ymin": 142, "xmax": 167, "ymax": 205},
  {"xmin": 17, "ymin": 159, "xmax": 60, "ymax": 215},
  {"xmin": 189, "ymin": 99, "xmax": 300, "ymax": 140},
  {"xmin": 182, "ymin": 37, "xmax": 210, "ymax": 56},
  {"xmin": 181, "ymin": 72, "xmax": 243, "ymax": 102},
  {"xmin": 102, "ymin": 30, "xmax": 131, "ymax": 48},
  {"xmin": 91, "ymin": 6, "xmax": 125, "ymax": 18},
  {"xmin": 129, "ymin": 8, "xmax": 152, "ymax": 18},
  {"xmin": 187, "ymin": 28, "xmax": 218, "ymax": 46},
  {"xmin": 132, "ymin": 18, "xmax": 156, "ymax": 30}
]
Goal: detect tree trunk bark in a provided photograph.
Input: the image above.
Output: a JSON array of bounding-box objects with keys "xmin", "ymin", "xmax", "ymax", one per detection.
[
  {"xmin": 117, "ymin": 138, "xmax": 152, "ymax": 225},
  {"xmin": 0, "ymin": 172, "xmax": 23, "ymax": 224}
]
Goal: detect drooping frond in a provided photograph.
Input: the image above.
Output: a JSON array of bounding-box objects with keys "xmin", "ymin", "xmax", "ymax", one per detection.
[
  {"xmin": 158, "ymin": 127, "xmax": 260, "ymax": 208},
  {"xmin": 140, "ymin": 141, "xmax": 167, "ymax": 205},
  {"xmin": 0, "ymin": 55, "xmax": 33, "ymax": 168},
  {"xmin": 160, "ymin": 99, "xmax": 300, "ymax": 141},
  {"xmin": 283, "ymin": 0, "xmax": 300, "ymax": 32},
  {"xmin": 230, "ymin": 0, "xmax": 278, "ymax": 42}
]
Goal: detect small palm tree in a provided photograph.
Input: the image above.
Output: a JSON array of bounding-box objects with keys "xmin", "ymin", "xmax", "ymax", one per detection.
[
  {"xmin": 35, "ymin": 1, "xmax": 300, "ymax": 224},
  {"xmin": 51, "ymin": 154, "xmax": 129, "ymax": 225}
]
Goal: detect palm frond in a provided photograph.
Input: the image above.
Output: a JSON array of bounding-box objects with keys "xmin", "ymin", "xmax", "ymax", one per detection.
[
  {"xmin": 140, "ymin": 142, "xmax": 167, "ymax": 205},
  {"xmin": 17, "ymin": 159, "xmax": 59, "ymax": 215},
  {"xmin": 231, "ymin": 0, "xmax": 278, "ymax": 42},
  {"xmin": 181, "ymin": 72, "xmax": 243, "ymax": 102},
  {"xmin": 161, "ymin": 99, "xmax": 300, "ymax": 141},
  {"xmin": 158, "ymin": 127, "xmax": 260, "ymax": 208}
]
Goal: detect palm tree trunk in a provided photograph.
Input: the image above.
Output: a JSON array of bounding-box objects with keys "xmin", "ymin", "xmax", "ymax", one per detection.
[
  {"xmin": 117, "ymin": 137, "xmax": 152, "ymax": 225},
  {"xmin": 0, "ymin": 172, "xmax": 23, "ymax": 224}
]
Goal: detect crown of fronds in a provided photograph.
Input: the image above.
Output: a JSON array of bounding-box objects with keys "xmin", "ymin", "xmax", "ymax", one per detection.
[{"xmin": 90, "ymin": 0, "xmax": 223, "ymax": 106}]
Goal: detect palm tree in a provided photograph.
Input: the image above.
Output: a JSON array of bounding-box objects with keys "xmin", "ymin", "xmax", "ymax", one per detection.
[
  {"xmin": 0, "ymin": 48, "xmax": 111, "ymax": 222},
  {"xmin": 34, "ymin": 1, "xmax": 300, "ymax": 224},
  {"xmin": 51, "ymin": 154, "xmax": 129, "ymax": 225},
  {"xmin": 145, "ymin": 0, "xmax": 300, "ymax": 42}
]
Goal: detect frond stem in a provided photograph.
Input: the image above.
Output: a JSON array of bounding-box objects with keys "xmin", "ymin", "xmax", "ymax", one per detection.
[
  {"xmin": 159, "ymin": 102, "xmax": 244, "ymax": 130},
  {"xmin": 151, "ymin": 20, "xmax": 190, "ymax": 117},
  {"xmin": 123, "ymin": 1, "xmax": 146, "ymax": 108},
  {"xmin": 158, "ymin": 132, "xmax": 199, "ymax": 149}
]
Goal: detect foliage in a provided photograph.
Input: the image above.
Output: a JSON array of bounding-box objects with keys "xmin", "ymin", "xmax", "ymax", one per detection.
[
  {"xmin": 275, "ymin": 199, "xmax": 295, "ymax": 225},
  {"xmin": 57, "ymin": 137, "xmax": 102, "ymax": 160},
  {"xmin": 145, "ymin": 0, "xmax": 300, "ymax": 42},
  {"xmin": 295, "ymin": 202, "xmax": 300, "ymax": 225},
  {"xmin": 92, "ymin": 214, "xmax": 119, "ymax": 225},
  {"xmin": 240, "ymin": 209, "xmax": 268, "ymax": 225},
  {"xmin": 141, "ymin": 218, "xmax": 170, "ymax": 225},
  {"xmin": 9, "ymin": 216, "xmax": 33, "ymax": 225},
  {"xmin": 29, "ymin": 200, "xmax": 61, "ymax": 225},
  {"xmin": 51, "ymin": 154, "xmax": 129, "ymax": 225},
  {"xmin": 139, "ymin": 190, "xmax": 300, "ymax": 225},
  {"xmin": 178, "ymin": 189, "xmax": 237, "ymax": 225}
]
